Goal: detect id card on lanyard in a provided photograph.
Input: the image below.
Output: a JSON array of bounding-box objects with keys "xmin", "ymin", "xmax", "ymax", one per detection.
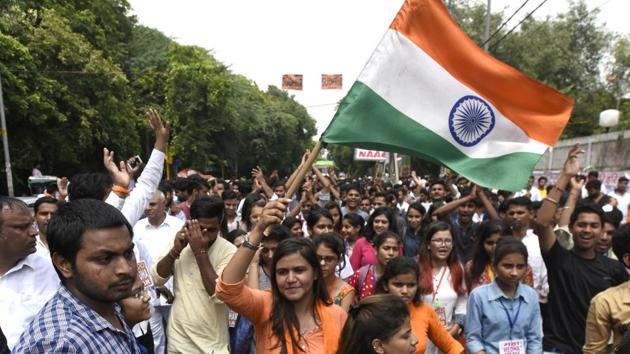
[
  {"xmin": 498, "ymin": 297, "xmax": 524, "ymax": 354},
  {"xmin": 432, "ymin": 267, "xmax": 448, "ymax": 326}
]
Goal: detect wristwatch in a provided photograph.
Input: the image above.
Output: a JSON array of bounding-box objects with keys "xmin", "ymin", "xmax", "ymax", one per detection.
[{"xmin": 241, "ymin": 234, "xmax": 260, "ymax": 251}]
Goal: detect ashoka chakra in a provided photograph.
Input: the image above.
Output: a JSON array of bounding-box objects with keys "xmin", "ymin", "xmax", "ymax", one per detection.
[{"xmin": 448, "ymin": 95, "xmax": 495, "ymax": 147}]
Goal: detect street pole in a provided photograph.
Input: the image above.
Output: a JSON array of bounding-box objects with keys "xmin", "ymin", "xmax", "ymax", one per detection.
[
  {"xmin": 483, "ymin": 0, "xmax": 491, "ymax": 51},
  {"xmin": 0, "ymin": 73, "xmax": 14, "ymax": 196}
]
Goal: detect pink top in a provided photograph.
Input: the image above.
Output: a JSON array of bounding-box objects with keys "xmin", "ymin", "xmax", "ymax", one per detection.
[{"xmin": 349, "ymin": 237, "xmax": 376, "ymax": 270}]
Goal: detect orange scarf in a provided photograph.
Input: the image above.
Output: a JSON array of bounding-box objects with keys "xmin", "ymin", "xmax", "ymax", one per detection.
[{"xmin": 284, "ymin": 300, "xmax": 340, "ymax": 354}]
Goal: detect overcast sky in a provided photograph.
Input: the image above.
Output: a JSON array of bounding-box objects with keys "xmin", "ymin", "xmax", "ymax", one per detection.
[{"xmin": 128, "ymin": 0, "xmax": 629, "ymax": 136}]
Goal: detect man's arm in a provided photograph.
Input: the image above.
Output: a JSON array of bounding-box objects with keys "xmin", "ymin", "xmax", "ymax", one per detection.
[
  {"xmin": 154, "ymin": 227, "xmax": 188, "ymax": 282},
  {"xmin": 559, "ymin": 177, "xmax": 584, "ymax": 227},
  {"xmin": 535, "ymin": 145, "xmax": 582, "ymax": 253},
  {"xmin": 433, "ymin": 186, "xmax": 476, "ymax": 218},
  {"xmin": 477, "ymin": 187, "xmax": 498, "ymax": 220},
  {"xmin": 188, "ymin": 220, "xmax": 219, "ymax": 296},
  {"xmin": 252, "ymin": 167, "xmax": 273, "ymax": 199},
  {"xmin": 311, "ymin": 166, "xmax": 340, "ymax": 201},
  {"xmin": 583, "ymin": 295, "xmax": 613, "ymax": 354}
]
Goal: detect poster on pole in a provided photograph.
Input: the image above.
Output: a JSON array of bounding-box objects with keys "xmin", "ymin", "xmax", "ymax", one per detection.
[
  {"xmin": 282, "ymin": 74, "xmax": 303, "ymax": 90},
  {"xmin": 354, "ymin": 149, "xmax": 389, "ymax": 161}
]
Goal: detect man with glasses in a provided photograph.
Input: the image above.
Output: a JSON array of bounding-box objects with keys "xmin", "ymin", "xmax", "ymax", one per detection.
[
  {"xmin": 152, "ymin": 196, "xmax": 236, "ymax": 354},
  {"xmin": 0, "ymin": 197, "xmax": 59, "ymax": 351}
]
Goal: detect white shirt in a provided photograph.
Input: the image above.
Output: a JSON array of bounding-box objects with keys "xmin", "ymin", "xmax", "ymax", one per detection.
[
  {"xmin": 523, "ymin": 229, "xmax": 549, "ymax": 302},
  {"xmin": 133, "ymin": 215, "xmax": 184, "ymax": 307},
  {"xmin": 0, "ymin": 253, "xmax": 60, "ymax": 350},
  {"xmin": 35, "ymin": 234, "xmax": 49, "ymax": 257},
  {"xmin": 609, "ymin": 190, "xmax": 630, "ymax": 223},
  {"xmin": 105, "ymin": 148, "xmax": 165, "ymax": 226},
  {"xmin": 420, "ymin": 266, "xmax": 467, "ymax": 354}
]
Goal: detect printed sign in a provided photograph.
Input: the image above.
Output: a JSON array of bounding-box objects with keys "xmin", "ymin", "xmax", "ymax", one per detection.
[
  {"xmin": 321, "ymin": 74, "xmax": 343, "ymax": 89},
  {"xmin": 282, "ymin": 74, "xmax": 303, "ymax": 90},
  {"xmin": 499, "ymin": 339, "xmax": 525, "ymax": 354},
  {"xmin": 137, "ymin": 261, "xmax": 153, "ymax": 288},
  {"xmin": 354, "ymin": 149, "xmax": 390, "ymax": 161}
]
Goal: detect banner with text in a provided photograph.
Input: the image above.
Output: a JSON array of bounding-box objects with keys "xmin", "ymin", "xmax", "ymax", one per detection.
[{"xmin": 354, "ymin": 149, "xmax": 390, "ymax": 161}]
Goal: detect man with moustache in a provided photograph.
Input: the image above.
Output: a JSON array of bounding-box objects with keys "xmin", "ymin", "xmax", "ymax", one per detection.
[
  {"xmin": 13, "ymin": 199, "xmax": 140, "ymax": 353},
  {"xmin": 341, "ymin": 184, "xmax": 369, "ymax": 220},
  {"xmin": 536, "ymin": 146, "xmax": 629, "ymax": 354},
  {"xmin": 33, "ymin": 196, "xmax": 59, "ymax": 256},
  {"xmin": 0, "ymin": 197, "xmax": 59, "ymax": 351}
]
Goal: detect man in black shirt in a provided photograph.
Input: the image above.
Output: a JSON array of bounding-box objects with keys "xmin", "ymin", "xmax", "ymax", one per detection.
[{"xmin": 536, "ymin": 145, "xmax": 629, "ymax": 354}]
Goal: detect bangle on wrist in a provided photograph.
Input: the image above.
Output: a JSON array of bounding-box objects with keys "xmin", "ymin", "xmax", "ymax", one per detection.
[
  {"xmin": 112, "ymin": 184, "xmax": 130, "ymax": 195},
  {"xmin": 544, "ymin": 197, "xmax": 559, "ymax": 205},
  {"xmin": 194, "ymin": 249, "xmax": 208, "ymax": 257}
]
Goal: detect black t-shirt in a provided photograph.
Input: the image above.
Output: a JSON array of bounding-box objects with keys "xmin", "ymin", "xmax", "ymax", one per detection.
[
  {"xmin": 542, "ymin": 241, "xmax": 629, "ymax": 353},
  {"xmin": 0, "ymin": 326, "xmax": 8, "ymax": 354}
]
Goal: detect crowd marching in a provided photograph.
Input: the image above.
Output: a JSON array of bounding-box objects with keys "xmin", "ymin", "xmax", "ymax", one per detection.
[{"xmin": 1, "ymin": 111, "xmax": 629, "ymax": 354}]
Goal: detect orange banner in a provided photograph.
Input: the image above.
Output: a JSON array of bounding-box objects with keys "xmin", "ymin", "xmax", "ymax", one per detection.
[{"xmin": 282, "ymin": 74, "xmax": 303, "ymax": 90}]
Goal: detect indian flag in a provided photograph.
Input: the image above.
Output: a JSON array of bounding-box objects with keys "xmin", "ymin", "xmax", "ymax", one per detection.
[{"xmin": 320, "ymin": 0, "xmax": 574, "ymax": 191}]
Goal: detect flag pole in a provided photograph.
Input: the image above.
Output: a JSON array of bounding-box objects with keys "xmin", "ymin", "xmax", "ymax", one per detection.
[{"xmin": 286, "ymin": 141, "xmax": 322, "ymax": 198}]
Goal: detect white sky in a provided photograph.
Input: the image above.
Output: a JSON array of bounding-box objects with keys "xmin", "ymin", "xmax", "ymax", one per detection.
[{"xmin": 128, "ymin": 0, "xmax": 629, "ymax": 137}]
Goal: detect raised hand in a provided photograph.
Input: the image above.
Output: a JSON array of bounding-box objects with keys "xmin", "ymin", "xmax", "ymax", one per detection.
[
  {"xmin": 147, "ymin": 109, "xmax": 170, "ymax": 152},
  {"xmin": 563, "ymin": 144, "xmax": 584, "ymax": 177},
  {"xmin": 103, "ymin": 147, "xmax": 132, "ymax": 188},
  {"xmin": 188, "ymin": 219, "xmax": 209, "ymax": 256},
  {"xmin": 255, "ymin": 199, "xmax": 289, "ymax": 232}
]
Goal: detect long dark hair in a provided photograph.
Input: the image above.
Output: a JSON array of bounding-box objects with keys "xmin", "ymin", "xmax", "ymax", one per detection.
[
  {"xmin": 365, "ymin": 207, "xmax": 399, "ymax": 242},
  {"xmin": 337, "ymin": 294, "xmax": 410, "ymax": 354},
  {"xmin": 376, "ymin": 256, "xmax": 422, "ymax": 305},
  {"xmin": 269, "ymin": 238, "xmax": 331, "ymax": 353},
  {"xmin": 241, "ymin": 193, "xmax": 266, "ymax": 231},
  {"xmin": 418, "ymin": 221, "xmax": 465, "ymax": 295},
  {"xmin": 324, "ymin": 201, "xmax": 343, "ymax": 233},
  {"xmin": 467, "ymin": 220, "xmax": 507, "ymax": 289},
  {"xmin": 312, "ymin": 232, "xmax": 347, "ymax": 276}
]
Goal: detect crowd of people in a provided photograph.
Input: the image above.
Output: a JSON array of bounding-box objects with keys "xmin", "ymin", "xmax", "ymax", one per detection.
[{"xmin": 1, "ymin": 112, "xmax": 629, "ymax": 354}]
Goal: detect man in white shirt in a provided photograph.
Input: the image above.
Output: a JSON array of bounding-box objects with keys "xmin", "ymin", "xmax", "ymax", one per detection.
[
  {"xmin": 33, "ymin": 196, "xmax": 59, "ymax": 256},
  {"xmin": 0, "ymin": 197, "xmax": 59, "ymax": 350},
  {"xmin": 609, "ymin": 176, "xmax": 630, "ymax": 223},
  {"xmin": 505, "ymin": 197, "xmax": 549, "ymax": 303},
  {"xmin": 133, "ymin": 191, "xmax": 184, "ymax": 354}
]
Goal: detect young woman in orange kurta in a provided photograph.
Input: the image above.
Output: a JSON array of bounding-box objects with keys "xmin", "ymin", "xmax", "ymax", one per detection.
[
  {"xmin": 216, "ymin": 200, "xmax": 347, "ymax": 354},
  {"xmin": 377, "ymin": 257, "xmax": 464, "ymax": 354}
]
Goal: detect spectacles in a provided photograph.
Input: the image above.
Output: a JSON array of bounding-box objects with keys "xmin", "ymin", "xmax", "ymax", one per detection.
[
  {"xmin": 318, "ymin": 255, "xmax": 338, "ymax": 264},
  {"xmin": 431, "ymin": 238, "xmax": 453, "ymax": 246}
]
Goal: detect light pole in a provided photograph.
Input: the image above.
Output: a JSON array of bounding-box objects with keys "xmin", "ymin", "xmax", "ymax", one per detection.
[{"xmin": 0, "ymin": 73, "xmax": 14, "ymax": 196}]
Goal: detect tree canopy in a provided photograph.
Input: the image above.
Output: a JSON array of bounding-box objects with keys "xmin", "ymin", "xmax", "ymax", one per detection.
[{"xmin": 0, "ymin": 0, "xmax": 316, "ymax": 194}]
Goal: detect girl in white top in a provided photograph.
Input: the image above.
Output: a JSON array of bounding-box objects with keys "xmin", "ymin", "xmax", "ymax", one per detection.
[{"xmin": 418, "ymin": 221, "xmax": 467, "ymax": 354}]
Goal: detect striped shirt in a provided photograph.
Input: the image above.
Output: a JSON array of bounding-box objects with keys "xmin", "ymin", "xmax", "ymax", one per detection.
[{"xmin": 12, "ymin": 286, "xmax": 140, "ymax": 354}]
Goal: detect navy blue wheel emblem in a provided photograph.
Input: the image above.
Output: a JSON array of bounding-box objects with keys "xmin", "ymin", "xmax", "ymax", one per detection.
[{"xmin": 448, "ymin": 95, "xmax": 495, "ymax": 147}]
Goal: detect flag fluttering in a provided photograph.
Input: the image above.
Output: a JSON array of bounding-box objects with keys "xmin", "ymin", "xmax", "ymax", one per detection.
[{"xmin": 320, "ymin": 0, "xmax": 574, "ymax": 191}]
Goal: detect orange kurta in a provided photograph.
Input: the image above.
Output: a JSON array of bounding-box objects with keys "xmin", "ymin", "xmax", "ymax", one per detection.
[
  {"xmin": 409, "ymin": 303, "xmax": 464, "ymax": 354},
  {"xmin": 216, "ymin": 277, "xmax": 347, "ymax": 354}
]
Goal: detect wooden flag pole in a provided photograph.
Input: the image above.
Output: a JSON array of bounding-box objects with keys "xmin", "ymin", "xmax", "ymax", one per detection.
[{"xmin": 286, "ymin": 141, "xmax": 322, "ymax": 199}]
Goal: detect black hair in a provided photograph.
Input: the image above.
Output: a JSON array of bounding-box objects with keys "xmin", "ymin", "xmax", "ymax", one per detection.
[
  {"xmin": 337, "ymin": 294, "xmax": 410, "ymax": 354},
  {"xmin": 586, "ymin": 179, "xmax": 602, "ymax": 191},
  {"xmin": 172, "ymin": 177, "xmax": 189, "ymax": 192},
  {"xmin": 68, "ymin": 173, "xmax": 113, "ymax": 201},
  {"xmin": 468, "ymin": 219, "xmax": 507, "ymax": 289},
  {"xmin": 605, "ymin": 210, "xmax": 623, "ymax": 229},
  {"xmin": 342, "ymin": 213, "xmax": 365, "ymax": 235},
  {"xmin": 493, "ymin": 236, "xmax": 528, "ymax": 265},
  {"xmin": 407, "ymin": 201, "xmax": 426, "ymax": 216},
  {"xmin": 345, "ymin": 183, "xmax": 361, "ymax": 195},
  {"xmin": 612, "ymin": 224, "xmax": 630, "ymax": 264},
  {"xmin": 538, "ymin": 176, "xmax": 548, "ymax": 182},
  {"xmin": 281, "ymin": 216, "xmax": 302, "ymax": 231},
  {"xmin": 569, "ymin": 204, "xmax": 605, "ymax": 227},
  {"xmin": 506, "ymin": 197, "xmax": 532, "ymax": 211},
  {"xmin": 241, "ymin": 193, "xmax": 266, "ymax": 231},
  {"xmin": 365, "ymin": 207, "xmax": 399, "ymax": 242},
  {"xmin": 225, "ymin": 229, "xmax": 246, "ymax": 245},
  {"xmin": 265, "ymin": 224, "xmax": 292, "ymax": 244},
  {"xmin": 306, "ymin": 207, "xmax": 333, "ymax": 230},
  {"xmin": 34, "ymin": 196, "xmax": 59, "ymax": 214},
  {"xmin": 376, "ymin": 256, "xmax": 422, "ymax": 305},
  {"xmin": 312, "ymin": 232, "xmax": 347, "ymax": 274},
  {"xmin": 190, "ymin": 196, "xmax": 225, "ymax": 220},
  {"xmin": 619, "ymin": 176, "xmax": 629, "ymax": 183},
  {"xmin": 47, "ymin": 199, "xmax": 132, "ymax": 280},
  {"xmin": 373, "ymin": 231, "xmax": 401, "ymax": 250},
  {"xmin": 323, "ymin": 201, "xmax": 342, "ymax": 232},
  {"xmin": 221, "ymin": 189, "xmax": 238, "ymax": 201},
  {"xmin": 269, "ymin": 238, "xmax": 330, "ymax": 353}
]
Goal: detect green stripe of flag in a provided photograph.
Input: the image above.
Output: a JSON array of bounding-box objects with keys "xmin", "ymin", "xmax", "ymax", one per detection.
[{"xmin": 321, "ymin": 81, "xmax": 542, "ymax": 191}]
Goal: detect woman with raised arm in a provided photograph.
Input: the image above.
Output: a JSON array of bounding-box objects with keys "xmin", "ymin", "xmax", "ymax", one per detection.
[{"xmin": 216, "ymin": 200, "xmax": 347, "ymax": 354}]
